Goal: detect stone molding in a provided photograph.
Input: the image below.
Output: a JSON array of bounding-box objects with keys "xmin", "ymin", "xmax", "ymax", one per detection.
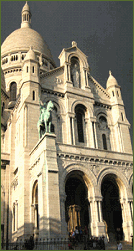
[
  {"xmin": 57, "ymin": 153, "xmax": 133, "ymax": 168},
  {"xmin": 30, "ymin": 157, "xmax": 40, "ymax": 170},
  {"xmin": 41, "ymin": 88, "xmax": 64, "ymax": 98},
  {"xmin": 94, "ymin": 101, "xmax": 111, "ymax": 110}
]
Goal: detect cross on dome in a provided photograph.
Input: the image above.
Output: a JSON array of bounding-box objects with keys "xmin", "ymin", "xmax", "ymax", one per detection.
[{"xmin": 109, "ymin": 70, "xmax": 112, "ymax": 76}]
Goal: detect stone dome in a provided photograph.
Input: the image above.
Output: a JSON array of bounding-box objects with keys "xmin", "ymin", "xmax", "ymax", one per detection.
[
  {"xmin": 24, "ymin": 47, "xmax": 37, "ymax": 61},
  {"xmin": 106, "ymin": 71, "xmax": 118, "ymax": 89},
  {"xmin": 1, "ymin": 27, "xmax": 53, "ymax": 60},
  {"xmin": 1, "ymin": 2, "xmax": 55, "ymax": 66}
]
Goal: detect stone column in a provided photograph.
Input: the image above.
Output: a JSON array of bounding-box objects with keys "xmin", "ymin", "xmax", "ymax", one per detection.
[
  {"xmin": 64, "ymin": 63, "xmax": 69, "ymax": 81},
  {"xmin": 120, "ymin": 201, "xmax": 126, "ymax": 222},
  {"xmin": 67, "ymin": 113, "xmax": 76, "ymax": 145},
  {"xmin": 65, "ymin": 63, "xmax": 71, "ymax": 83},
  {"xmin": 89, "ymin": 197, "xmax": 106, "ymax": 237},
  {"xmin": 121, "ymin": 199, "xmax": 133, "ymax": 241},
  {"xmin": 84, "ymin": 118, "xmax": 89, "ymax": 147},
  {"xmin": 68, "ymin": 63, "xmax": 71, "ymax": 82},
  {"xmin": 94, "ymin": 122, "xmax": 98, "ymax": 149},
  {"xmin": 92, "ymin": 121, "xmax": 98, "ymax": 149},
  {"xmin": 72, "ymin": 115, "xmax": 76, "ymax": 145},
  {"xmin": 98, "ymin": 201, "xmax": 103, "ymax": 222},
  {"xmin": 86, "ymin": 119, "xmax": 94, "ymax": 148},
  {"xmin": 118, "ymin": 124, "xmax": 123, "ymax": 152},
  {"xmin": 83, "ymin": 67, "xmax": 88, "ymax": 87},
  {"xmin": 60, "ymin": 194, "xmax": 68, "ymax": 237}
]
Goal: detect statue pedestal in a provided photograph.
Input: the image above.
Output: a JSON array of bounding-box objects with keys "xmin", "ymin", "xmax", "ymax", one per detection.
[{"xmin": 30, "ymin": 133, "xmax": 62, "ymax": 238}]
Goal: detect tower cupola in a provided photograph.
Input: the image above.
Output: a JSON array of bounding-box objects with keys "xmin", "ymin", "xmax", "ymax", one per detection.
[
  {"xmin": 21, "ymin": 1, "xmax": 32, "ymax": 28},
  {"xmin": 106, "ymin": 70, "xmax": 118, "ymax": 89},
  {"xmin": 106, "ymin": 70, "xmax": 123, "ymax": 104}
]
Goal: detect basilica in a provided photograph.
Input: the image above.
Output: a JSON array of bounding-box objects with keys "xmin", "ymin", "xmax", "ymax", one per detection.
[{"xmin": 1, "ymin": 2, "xmax": 133, "ymax": 243}]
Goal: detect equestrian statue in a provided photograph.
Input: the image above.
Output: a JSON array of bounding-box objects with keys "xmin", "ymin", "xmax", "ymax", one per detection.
[{"xmin": 37, "ymin": 100, "xmax": 54, "ymax": 139}]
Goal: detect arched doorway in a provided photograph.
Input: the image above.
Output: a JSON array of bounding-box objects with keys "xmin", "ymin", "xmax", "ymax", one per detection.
[
  {"xmin": 101, "ymin": 174, "xmax": 123, "ymax": 242},
  {"xmin": 65, "ymin": 171, "xmax": 89, "ymax": 232}
]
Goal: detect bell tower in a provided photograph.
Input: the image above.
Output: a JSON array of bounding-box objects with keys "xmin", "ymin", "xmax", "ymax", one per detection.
[{"xmin": 106, "ymin": 71, "xmax": 132, "ymax": 153}]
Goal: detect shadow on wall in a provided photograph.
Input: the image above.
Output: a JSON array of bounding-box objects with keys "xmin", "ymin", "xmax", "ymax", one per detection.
[{"xmin": 8, "ymin": 216, "xmax": 63, "ymax": 242}]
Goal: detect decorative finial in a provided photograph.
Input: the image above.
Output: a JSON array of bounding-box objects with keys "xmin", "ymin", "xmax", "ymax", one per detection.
[
  {"xmin": 109, "ymin": 70, "xmax": 112, "ymax": 76},
  {"xmin": 72, "ymin": 41, "xmax": 77, "ymax": 47},
  {"xmin": 21, "ymin": 1, "xmax": 31, "ymax": 28}
]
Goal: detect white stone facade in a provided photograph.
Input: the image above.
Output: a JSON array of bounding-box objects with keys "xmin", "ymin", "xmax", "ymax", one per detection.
[{"xmin": 1, "ymin": 2, "xmax": 133, "ymax": 243}]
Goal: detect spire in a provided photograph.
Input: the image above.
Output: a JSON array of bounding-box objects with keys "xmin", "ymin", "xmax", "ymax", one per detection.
[
  {"xmin": 109, "ymin": 70, "xmax": 112, "ymax": 76},
  {"xmin": 21, "ymin": 1, "xmax": 32, "ymax": 28}
]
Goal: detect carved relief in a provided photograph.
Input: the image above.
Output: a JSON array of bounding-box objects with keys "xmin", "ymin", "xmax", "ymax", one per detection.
[
  {"xmin": 11, "ymin": 177, "xmax": 18, "ymax": 190},
  {"xmin": 91, "ymin": 164, "xmax": 100, "ymax": 177},
  {"xmin": 122, "ymin": 166, "xmax": 132, "ymax": 180}
]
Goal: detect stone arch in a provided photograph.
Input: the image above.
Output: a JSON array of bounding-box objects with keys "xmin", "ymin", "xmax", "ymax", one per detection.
[
  {"xmin": 61, "ymin": 163, "xmax": 97, "ymax": 232},
  {"xmin": 129, "ymin": 173, "xmax": 133, "ymax": 196},
  {"xmin": 129, "ymin": 173, "xmax": 133, "ymax": 186},
  {"xmin": 42, "ymin": 96, "xmax": 65, "ymax": 114},
  {"xmin": 71, "ymin": 100, "xmax": 93, "ymax": 118},
  {"xmin": 98, "ymin": 168, "xmax": 130, "ymax": 242},
  {"xmin": 9, "ymin": 82, "xmax": 17, "ymax": 101},
  {"xmin": 31, "ymin": 180, "xmax": 39, "ymax": 237},
  {"xmin": 32, "ymin": 180, "xmax": 38, "ymax": 204},
  {"xmin": 7, "ymin": 79, "xmax": 18, "ymax": 93},
  {"xmin": 95, "ymin": 110, "xmax": 111, "ymax": 151},
  {"xmin": 68, "ymin": 52, "xmax": 88, "ymax": 69},
  {"xmin": 60, "ymin": 163, "xmax": 97, "ymax": 198},
  {"xmin": 70, "ymin": 56, "xmax": 80, "ymax": 88},
  {"xmin": 95, "ymin": 108, "xmax": 112, "ymax": 125},
  {"xmin": 97, "ymin": 167, "xmax": 129, "ymax": 199}
]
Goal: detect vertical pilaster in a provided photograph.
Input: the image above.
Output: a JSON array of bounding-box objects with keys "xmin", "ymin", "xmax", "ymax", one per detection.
[
  {"xmin": 72, "ymin": 116, "xmax": 76, "ymax": 145},
  {"xmin": 93, "ymin": 122, "xmax": 98, "ymax": 149},
  {"xmin": 60, "ymin": 194, "xmax": 68, "ymax": 237}
]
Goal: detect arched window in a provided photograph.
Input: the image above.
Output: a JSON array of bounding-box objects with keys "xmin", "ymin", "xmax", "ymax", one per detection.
[
  {"xmin": 99, "ymin": 116, "xmax": 107, "ymax": 129},
  {"xmin": 121, "ymin": 112, "xmax": 123, "ymax": 121},
  {"xmin": 75, "ymin": 105, "xmax": 86, "ymax": 143},
  {"xmin": 32, "ymin": 91, "xmax": 35, "ymax": 100},
  {"xmin": 32, "ymin": 181, "xmax": 39, "ymax": 230},
  {"xmin": 26, "ymin": 66, "xmax": 28, "ymax": 73},
  {"xmin": 112, "ymin": 91, "xmax": 114, "ymax": 96},
  {"xmin": 32, "ymin": 66, "xmax": 34, "ymax": 73},
  {"xmin": 71, "ymin": 57, "xmax": 80, "ymax": 88},
  {"xmin": 102, "ymin": 134, "xmax": 107, "ymax": 150},
  {"xmin": 10, "ymin": 82, "xmax": 17, "ymax": 101}
]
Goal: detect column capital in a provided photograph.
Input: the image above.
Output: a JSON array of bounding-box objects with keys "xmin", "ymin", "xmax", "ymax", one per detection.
[
  {"xmin": 68, "ymin": 112, "xmax": 75, "ymax": 118},
  {"xmin": 65, "ymin": 61, "xmax": 71, "ymax": 66}
]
